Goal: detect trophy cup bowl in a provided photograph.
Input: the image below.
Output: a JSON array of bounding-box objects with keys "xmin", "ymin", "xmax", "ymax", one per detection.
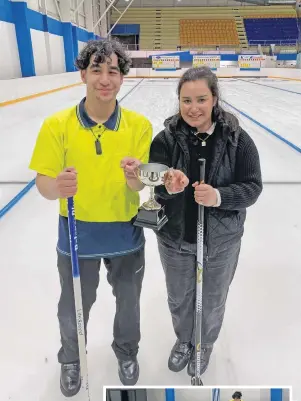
[{"xmin": 134, "ymin": 163, "xmax": 169, "ymax": 231}]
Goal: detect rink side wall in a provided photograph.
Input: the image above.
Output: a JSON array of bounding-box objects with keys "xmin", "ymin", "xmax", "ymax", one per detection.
[
  {"xmin": 0, "ymin": 67, "xmax": 301, "ymax": 105},
  {"xmin": 0, "ymin": 0, "xmax": 99, "ymax": 79},
  {"xmin": 145, "ymin": 388, "xmax": 291, "ymax": 401},
  {"xmin": 0, "ymin": 0, "xmax": 299, "ymax": 81}
]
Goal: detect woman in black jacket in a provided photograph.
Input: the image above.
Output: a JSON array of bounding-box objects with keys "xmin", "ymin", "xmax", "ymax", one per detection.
[{"xmin": 148, "ymin": 67, "xmax": 263, "ymax": 377}]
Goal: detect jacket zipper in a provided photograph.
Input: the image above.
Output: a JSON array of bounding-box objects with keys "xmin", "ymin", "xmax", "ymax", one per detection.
[
  {"xmin": 175, "ymin": 135, "xmax": 211, "ymax": 260},
  {"xmin": 172, "ymin": 123, "xmax": 230, "ymax": 261},
  {"xmin": 205, "ymin": 137, "xmax": 228, "ymax": 260},
  {"xmin": 176, "ymin": 134, "xmax": 208, "ymax": 259},
  {"xmin": 176, "ymin": 136, "xmax": 189, "ymax": 251}
]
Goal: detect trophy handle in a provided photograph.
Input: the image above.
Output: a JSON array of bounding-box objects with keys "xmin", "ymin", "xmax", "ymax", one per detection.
[
  {"xmin": 132, "ymin": 167, "xmax": 142, "ymax": 183},
  {"xmin": 132, "ymin": 164, "xmax": 170, "ymax": 186},
  {"xmin": 133, "ymin": 167, "xmax": 162, "ymax": 184}
]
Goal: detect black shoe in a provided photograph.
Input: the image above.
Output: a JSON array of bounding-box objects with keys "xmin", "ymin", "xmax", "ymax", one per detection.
[
  {"xmin": 60, "ymin": 362, "xmax": 81, "ymax": 397},
  {"xmin": 187, "ymin": 346, "xmax": 213, "ymax": 377},
  {"xmin": 118, "ymin": 358, "xmax": 139, "ymax": 385},
  {"xmin": 168, "ymin": 340, "xmax": 192, "ymax": 372}
]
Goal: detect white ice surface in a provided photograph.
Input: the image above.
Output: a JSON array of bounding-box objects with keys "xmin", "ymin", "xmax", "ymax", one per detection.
[
  {"xmin": 219, "ymin": 79, "xmax": 301, "ymax": 148},
  {"xmin": 0, "ymin": 78, "xmax": 300, "ymax": 401}
]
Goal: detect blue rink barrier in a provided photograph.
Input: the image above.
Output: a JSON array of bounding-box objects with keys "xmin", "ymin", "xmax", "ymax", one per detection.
[
  {"xmin": 240, "ymin": 68, "xmax": 261, "ymax": 71},
  {"xmin": 271, "ymin": 389, "xmax": 282, "ymax": 401},
  {"xmin": 165, "ymin": 389, "xmax": 175, "ymax": 401},
  {"xmin": 213, "ymin": 389, "xmax": 220, "ymax": 401}
]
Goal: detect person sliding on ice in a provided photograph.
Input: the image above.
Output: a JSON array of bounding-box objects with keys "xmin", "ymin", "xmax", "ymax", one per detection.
[
  {"xmin": 29, "ymin": 38, "xmax": 153, "ymax": 395},
  {"xmin": 149, "ymin": 66, "xmax": 263, "ymax": 378}
]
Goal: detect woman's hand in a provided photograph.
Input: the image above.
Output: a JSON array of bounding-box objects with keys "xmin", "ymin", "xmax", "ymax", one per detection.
[
  {"xmin": 193, "ymin": 181, "xmax": 217, "ymax": 206},
  {"xmin": 164, "ymin": 169, "xmax": 189, "ymax": 194}
]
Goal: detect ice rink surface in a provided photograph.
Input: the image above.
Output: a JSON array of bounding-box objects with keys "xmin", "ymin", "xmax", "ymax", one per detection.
[{"xmin": 0, "ymin": 77, "xmax": 301, "ymax": 401}]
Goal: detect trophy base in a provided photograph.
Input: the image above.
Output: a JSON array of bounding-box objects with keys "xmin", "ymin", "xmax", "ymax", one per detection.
[{"xmin": 134, "ymin": 205, "xmax": 168, "ymax": 231}]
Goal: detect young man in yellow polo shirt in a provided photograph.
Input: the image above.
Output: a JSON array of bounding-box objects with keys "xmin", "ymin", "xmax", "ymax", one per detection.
[{"xmin": 29, "ymin": 38, "xmax": 152, "ymax": 395}]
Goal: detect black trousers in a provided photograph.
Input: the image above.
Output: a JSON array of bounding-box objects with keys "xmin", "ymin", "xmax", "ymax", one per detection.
[
  {"xmin": 56, "ymin": 247, "xmax": 145, "ymax": 363},
  {"xmin": 157, "ymin": 238, "xmax": 241, "ymax": 347}
]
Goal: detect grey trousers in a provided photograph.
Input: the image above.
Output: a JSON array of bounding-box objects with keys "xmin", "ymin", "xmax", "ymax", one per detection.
[
  {"xmin": 157, "ymin": 238, "xmax": 241, "ymax": 347},
  {"xmin": 56, "ymin": 247, "xmax": 145, "ymax": 364}
]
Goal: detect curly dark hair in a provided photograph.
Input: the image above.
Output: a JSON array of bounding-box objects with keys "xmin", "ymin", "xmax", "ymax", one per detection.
[
  {"xmin": 74, "ymin": 38, "xmax": 132, "ymax": 75},
  {"xmin": 232, "ymin": 392, "xmax": 242, "ymax": 399}
]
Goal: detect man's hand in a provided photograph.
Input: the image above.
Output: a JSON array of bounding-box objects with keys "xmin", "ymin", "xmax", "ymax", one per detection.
[
  {"xmin": 120, "ymin": 157, "xmax": 144, "ymax": 191},
  {"xmin": 120, "ymin": 157, "xmax": 141, "ymax": 180},
  {"xmin": 55, "ymin": 167, "xmax": 77, "ymax": 198}
]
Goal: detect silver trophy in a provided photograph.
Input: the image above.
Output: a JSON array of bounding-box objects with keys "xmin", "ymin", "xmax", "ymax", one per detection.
[{"xmin": 134, "ymin": 163, "xmax": 169, "ymax": 231}]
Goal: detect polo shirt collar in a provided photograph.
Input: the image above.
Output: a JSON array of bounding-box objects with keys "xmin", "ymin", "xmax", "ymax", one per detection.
[{"xmin": 76, "ymin": 97, "xmax": 121, "ymax": 131}]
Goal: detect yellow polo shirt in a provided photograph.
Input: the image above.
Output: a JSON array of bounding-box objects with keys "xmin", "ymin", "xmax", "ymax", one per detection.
[{"xmin": 29, "ymin": 98, "xmax": 153, "ymax": 258}]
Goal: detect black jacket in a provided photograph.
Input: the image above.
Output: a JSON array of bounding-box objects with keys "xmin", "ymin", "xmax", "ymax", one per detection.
[{"xmin": 149, "ymin": 112, "xmax": 263, "ymax": 257}]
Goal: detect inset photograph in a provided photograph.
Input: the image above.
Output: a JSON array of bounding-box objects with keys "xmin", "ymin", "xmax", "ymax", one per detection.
[{"xmin": 105, "ymin": 387, "xmax": 291, "ymax": 401}]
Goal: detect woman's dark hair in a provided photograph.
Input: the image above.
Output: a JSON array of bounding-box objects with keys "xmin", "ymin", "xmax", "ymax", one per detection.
[
  {"xmin": 74, "ymin": 38, "xmax": 132, "ymax": 75},
  {"xmin": 232, "ymin": 391, "xmax": 242, "ymax": 399},
  {"xmin": 177, "ymin": 66, "xmax": 239, "ymax": 131}
]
